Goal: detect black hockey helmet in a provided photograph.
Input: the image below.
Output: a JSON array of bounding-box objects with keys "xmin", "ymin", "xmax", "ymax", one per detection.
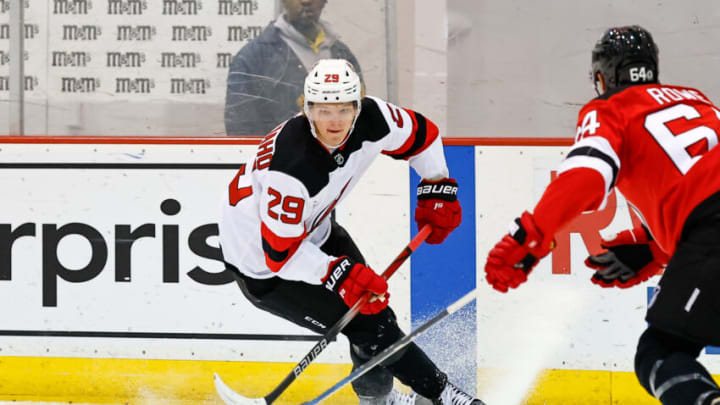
[{"xmin": 591, "ymin": 25, "xmax": 659, "ymax": 93}]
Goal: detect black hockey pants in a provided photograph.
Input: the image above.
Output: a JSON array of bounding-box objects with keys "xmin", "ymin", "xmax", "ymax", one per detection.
[
  {"xmin": 225, "ymin": 219, "xmax": 447, "ymax": 399},
  {"xmin": 636, "ymin": 190, "xmax": 720, "ymax": 404}
]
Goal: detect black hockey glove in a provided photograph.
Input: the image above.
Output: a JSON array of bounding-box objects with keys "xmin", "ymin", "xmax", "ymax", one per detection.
[{"xmin": 585, "ymin": 226, "xmax": 668, "ymax": 288}]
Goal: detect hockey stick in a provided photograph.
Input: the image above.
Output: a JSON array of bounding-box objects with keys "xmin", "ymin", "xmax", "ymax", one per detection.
[
  {"xmin": 301, "ymin": 288, "xmax": 478, "ymax": 405},
  {"xmin": 214, "ymin": 225, "xmax": 433, "ymax": 405}
]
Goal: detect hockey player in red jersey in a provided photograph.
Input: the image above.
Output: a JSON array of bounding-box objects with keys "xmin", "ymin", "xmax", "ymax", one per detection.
[
  {"xmin": 220, "ymin": 59, "xmax": 484, "ymax": 405},
  {"xmin": 484, "ymin": 26, "xmax": 720, "ymax": 405}
]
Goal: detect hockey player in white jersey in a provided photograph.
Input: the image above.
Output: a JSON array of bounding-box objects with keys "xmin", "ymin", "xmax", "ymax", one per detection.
[{"xmin": 220, "ymin": 59, "xmax": 484, "ymax": 405}]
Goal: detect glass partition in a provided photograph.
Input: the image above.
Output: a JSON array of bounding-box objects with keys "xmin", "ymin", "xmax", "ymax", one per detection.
[
  {"xmin": 1, "ymin": 0, "xmax": 391, "ymax": 136},
  {"xmin": 0, "ymin": 0, "xmax": 10, "ymax": 135},
  {"xmin": 446, "ymin": 0, "xmax": 720, "ymax": 139}
]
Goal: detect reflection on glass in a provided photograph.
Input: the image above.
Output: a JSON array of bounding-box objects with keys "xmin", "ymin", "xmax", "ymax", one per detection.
[
  {"xmin": 0, "ymin": 0, "xmax": 10, "ymax": 135},
  {"xmin": 0, "ymin": 0, "xmax": 388, "ymax": 137},
  {"xmin": 223, "ymin": 0, "xmax": 363, "ymax": 136}
]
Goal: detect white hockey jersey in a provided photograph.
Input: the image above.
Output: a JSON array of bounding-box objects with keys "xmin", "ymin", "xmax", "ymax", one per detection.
[{"xmin": 219, "ymin": 96, "xmax": 450, "ymax": 284}]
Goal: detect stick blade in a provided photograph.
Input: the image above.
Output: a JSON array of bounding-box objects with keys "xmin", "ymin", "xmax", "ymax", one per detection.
[{"xmin": 214, "ymin": 373, "xmax": 268, "ymax": 405}]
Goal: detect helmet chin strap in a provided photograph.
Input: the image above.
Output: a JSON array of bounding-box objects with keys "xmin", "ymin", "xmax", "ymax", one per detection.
[{"xmin": 594, "ymin": 73, "xmax": 607, "ymax": 96}]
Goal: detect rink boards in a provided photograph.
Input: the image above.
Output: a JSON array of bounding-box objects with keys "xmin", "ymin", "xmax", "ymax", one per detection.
[{"xmin": 0, "ymin": 137, "xmax": 718, "ymax": 404}]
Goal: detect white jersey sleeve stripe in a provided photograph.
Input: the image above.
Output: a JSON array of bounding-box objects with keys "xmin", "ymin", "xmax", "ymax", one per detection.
[
  {"xmin": 559, "ymin": 155, "xmax": 615, "ymax": 191},
  {"xmin": 571, "ymin": 136, "xmax": 621, "ymax": 168},
  {"xmin": 560, "ymin": 136, "xmax": 621, "ymax": 191},
  {"xmin": 558, "ymin": 155, "xmax": 615, "ymax": 210}
]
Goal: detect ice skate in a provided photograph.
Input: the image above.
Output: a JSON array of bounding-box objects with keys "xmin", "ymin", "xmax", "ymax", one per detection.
[
  {"xmin": 431, "ymin": 382, "xmax": 486, "ymax": 405},
  {"xmin": 358, "ymin": 388, "xmax": 420, "ymax": 405}
]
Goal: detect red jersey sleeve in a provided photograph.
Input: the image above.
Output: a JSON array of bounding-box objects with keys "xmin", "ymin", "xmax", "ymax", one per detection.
[
  {"xmin": 560, "ymin": 100, "xmax": 624, "ymax": 206},
  {"xmin": 533, "ymin": 99, "xmax": 625, "ymax": 236}
]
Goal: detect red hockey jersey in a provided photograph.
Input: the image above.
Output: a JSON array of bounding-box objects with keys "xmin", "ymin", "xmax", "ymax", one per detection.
[{"xmin": 537, "ymin": 84, "xmax": 720, "ymax": 255}]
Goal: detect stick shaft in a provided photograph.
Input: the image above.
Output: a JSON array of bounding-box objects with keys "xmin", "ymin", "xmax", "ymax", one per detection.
[
  {"xmin": 264, "ymin": 225, "xmax": 432, "ymax": 404},
  {"xmin": 303, "ymin": 288, "xmax": 477, "ymax": 405}
]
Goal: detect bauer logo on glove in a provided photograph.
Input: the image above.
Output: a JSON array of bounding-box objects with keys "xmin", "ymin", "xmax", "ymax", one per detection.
[
  {"xmin": 417, "ymin": 183, "xmax": 458, "ymax": 198},
  {"xmin": 322, "ymin": 256, "xmax": 389, "ymax": 315},
  {"xmin": 415, "ymin": 177, "xmax": 462, "ymax": 244},
  {"xmin": 324, "ymin": 257, "xmax": 353, "ymax": 292}
]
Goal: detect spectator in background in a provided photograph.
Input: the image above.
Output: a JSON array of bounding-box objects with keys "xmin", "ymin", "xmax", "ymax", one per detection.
[{"xmin": 224, "ymin": 0, "xmax": 363, "ymax": 136}]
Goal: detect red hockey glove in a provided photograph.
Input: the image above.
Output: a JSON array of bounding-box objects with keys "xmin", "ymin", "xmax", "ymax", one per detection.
[
  {"xmin": 484, "ymin": 212, "xmax": 555, "ymax": 293},
  {"xmin": 322, "ymin": 256, "xmax": 389, "ymax": 315},
  {"xmin": 415, "ymin": 177, "xmax": 462, "ymax": 244},
  {"xmin": 585, "ymin": 225, "xmax": 668, "ymax": 288}
]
